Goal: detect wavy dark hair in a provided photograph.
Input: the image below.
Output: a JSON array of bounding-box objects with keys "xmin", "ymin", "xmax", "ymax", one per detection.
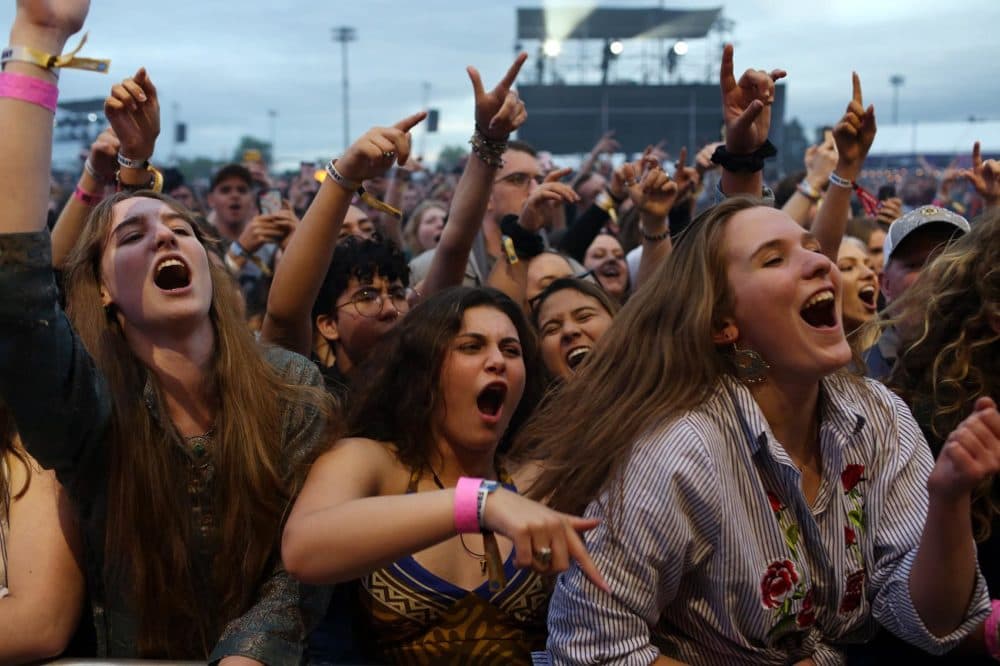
[
  {"xmin": 348, "ymin": 287, "xmax": 543, "ymax": 471},
  {"xmin": 889, "ymin": 209, "xmax": 1000, "ymax": 541}
]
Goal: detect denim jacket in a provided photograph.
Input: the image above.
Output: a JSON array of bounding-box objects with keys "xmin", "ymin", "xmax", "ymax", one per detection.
[{"xmin": 0, "ymin": 231, "xmax": 330, "ymax": 664}]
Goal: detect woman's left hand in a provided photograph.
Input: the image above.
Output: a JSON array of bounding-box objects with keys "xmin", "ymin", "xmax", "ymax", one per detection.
[{"xmin": 928, "ymin": 397, "xmax": 1000, "ymax": 502}]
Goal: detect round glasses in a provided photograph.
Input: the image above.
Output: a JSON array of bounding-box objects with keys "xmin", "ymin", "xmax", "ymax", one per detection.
[{"xmin": 337, "ymin": 286, "xmax": 411, "ymax": 318}]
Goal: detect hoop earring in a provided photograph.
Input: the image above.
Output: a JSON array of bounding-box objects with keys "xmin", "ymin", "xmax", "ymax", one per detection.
[{"xmin": 731, "ymin": 343, "xmax": 769, "ymax": 385}]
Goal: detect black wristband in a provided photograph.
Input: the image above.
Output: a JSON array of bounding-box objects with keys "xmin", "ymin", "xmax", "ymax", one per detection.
[
  {"xmin": 499, "ymin": 214, "xmax": 545, "ymax": 260},
  {"xmin": 710, "ymin": 140, "xmax": 777, "ymax": 173}
]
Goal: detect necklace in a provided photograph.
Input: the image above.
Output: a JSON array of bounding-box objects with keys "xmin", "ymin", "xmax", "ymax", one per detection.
[{"xmin": 430, "ymin": 468, "xmax": 488, "ymax": 573}]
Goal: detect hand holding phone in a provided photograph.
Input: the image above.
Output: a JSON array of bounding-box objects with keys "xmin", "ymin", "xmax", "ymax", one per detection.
[{"xmin": 258, "ymin": 188, "xmax": 283, "ymax": 215}]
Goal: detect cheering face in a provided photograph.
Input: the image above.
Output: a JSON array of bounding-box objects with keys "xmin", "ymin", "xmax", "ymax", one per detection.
[
  {"xmin": 536, "ymin": 288, "xmax": 614, "ymax": 380},
  {"xmin": 416, "ymin": 206, "xmax": 446, "ymax": 252},
  {"xmin": 836, "ymin": 240, "xmax": 879, "ymax": 334},
  {"xmin": 208, "ymin": 176, "xmax": 254, "ymax": 231},
  {"xmin": 434, "ymin": 306, "xmax": 527, "ymax": 454},
  {"xmin": 584, "ymin": 235, "xmax": 628, "ymax": 300},
  {"xmin": 99, "ymin": 197, "xmax": 213, "ymax": 333},
  {"xmin": 724, "ymin": 207, "xmax": 852, "ymax": 382}
]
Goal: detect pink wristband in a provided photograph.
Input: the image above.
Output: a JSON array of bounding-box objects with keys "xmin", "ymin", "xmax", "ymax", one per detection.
[
  {"xmin": 985, "ymin": 599, "xmax": 1000, "ymax": 660},
  {"xmin": 454, "ymin": 476, "xmax": 483, "ymax": 534},
  {"xmin": 0, "ymin": 71, "xmax": 58, "ymax": 113},
  {"xmin": 73, "ymin": 185, "xmax": 102, "ymax": 206}
]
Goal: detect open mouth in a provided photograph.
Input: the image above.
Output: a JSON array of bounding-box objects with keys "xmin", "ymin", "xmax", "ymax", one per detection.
[
  {"xmin": 565, "ymin": 346, "xmax": 591, "ymax": 370},
  {"xmin": 476, "ymin": 382, "xmax": 507, "ymax": 418},
  {"xmin": 800, "ymin": 289, "xmax": 837, "ymax": 328},
  {"xmin": 599, "ymin": 262, "xmax": 622, "ymax": 277},
  {"xmin": 858, "ymin": 285, "xmax": 877, "ymax": 310},
  {"xmin": 154, "ymin": 257, "xmax": 192, "ymax": 291}
]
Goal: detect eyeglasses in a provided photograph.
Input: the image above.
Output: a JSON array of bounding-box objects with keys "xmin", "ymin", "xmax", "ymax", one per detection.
[
  {"xmin": 495, "ymin": 171, "xmax": 545, "ymax": 188},
  {"xmin": 337, "ymin": 285, "xmax": 410, "ymax": 318}
]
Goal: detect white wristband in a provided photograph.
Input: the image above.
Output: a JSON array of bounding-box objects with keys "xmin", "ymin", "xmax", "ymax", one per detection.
[{"xmin": 325, "ymin": 159, "xmax": 361, "ymax": 192}]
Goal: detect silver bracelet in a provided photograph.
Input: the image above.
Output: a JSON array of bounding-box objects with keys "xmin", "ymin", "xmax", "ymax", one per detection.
[
  {"xmin": 828, "ymin": 172, "xmax": 852, "ymax": 189},
  {"xmin": 83, "ymin": 159, "xmax": 105, "ymax": 182},
  {"xmin": 324, "ymin": 159, "xmax": 361, "ymax": 192},
  {"xmin": 117, "ymin": 152, "xmax": 148, "ymax": 170}
]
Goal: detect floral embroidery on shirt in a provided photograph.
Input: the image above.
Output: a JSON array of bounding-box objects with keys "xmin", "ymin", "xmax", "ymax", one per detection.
[
  {"xmin": 840, "ymin": 464, "xmax": 867, "ymax": 614},
  {"xmin": 762, "ymin": 492, "xmax": 813, "ymax": 637}
]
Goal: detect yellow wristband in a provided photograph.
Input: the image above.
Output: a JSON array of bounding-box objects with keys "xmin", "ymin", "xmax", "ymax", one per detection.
[{"xmin": 1, "ymin": 33, "xmax": 110, "ymax": 74}]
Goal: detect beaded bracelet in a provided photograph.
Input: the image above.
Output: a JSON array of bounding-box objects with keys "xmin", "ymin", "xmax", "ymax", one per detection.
[{"xmin": 469, "ymin": 126, "xmax": 507, "ymax": 169}]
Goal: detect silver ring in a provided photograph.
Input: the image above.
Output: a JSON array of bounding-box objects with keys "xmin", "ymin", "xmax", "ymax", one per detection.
[
  {"xmin": 533, "ymin": 546, "xmax": 553, "ymax": 568},
  {"xmin": 383, "ymin": 151, "xmax": 396, "ymax": 160}
]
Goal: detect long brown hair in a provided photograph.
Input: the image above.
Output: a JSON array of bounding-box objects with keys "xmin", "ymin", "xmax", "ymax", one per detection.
[
  {"xmin": 515, "ymin": 197, "xmax": 763, "ymax": 517},
  {"xmin": 888, "ymin": 210, "xmax": 999, "ymax": 540},
  {"xmin": 62, "ymin": 191, "xmax": 334, "ymax": 657}
]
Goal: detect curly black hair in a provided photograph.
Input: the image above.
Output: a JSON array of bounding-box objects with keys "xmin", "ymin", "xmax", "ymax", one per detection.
[{"xmin": 312, "ymin": 235, "xmax": 410, "ymax": 320}]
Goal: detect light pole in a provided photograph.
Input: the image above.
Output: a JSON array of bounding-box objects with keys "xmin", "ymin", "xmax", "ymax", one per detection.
[
  {"xmin": 267, "ymin": 109, "xmax": 277, "ymax": 165},
  {"xmin": 890, "ymin": 74, "xmax": 904, "ymax": 124},
  {"xmin": 331, "ymin": 26, "xmax": 357, "ymax": 152}
]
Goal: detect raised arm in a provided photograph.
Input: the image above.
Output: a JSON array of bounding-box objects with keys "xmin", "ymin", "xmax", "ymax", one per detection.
[
  {"xmin": 50, "ymin": 127, "xmax": 117, "ymax": 266},
  {"xmin": 1, "ymin": 1, "xmax": 89, "ymax": 233},
  {"xmin": 962, "ymin": 141, "xmax": 1000, "ymax": 214},
  {"xmin": 260, "ymin": 113, "xmax": 425, "ymax": 354},
  {"xmin": 813, "ymin": 73, "xmax": 877, "ymax": 260},
  {"xmin": 782, "ymin": 134, "xmax": 837, "ymax": 228},
  {"xmin": 577, "ymin": 130, "xmax": 620, "ymax": 179},
  {"xmin": 103, "ymin": 67, "xmax": 160, "ymax": 190},
  {"xmin": 716, "ymin": 44, "xmax": 786, "ymax": 197},
  {"xmin": 626, "ymin": 156, "xmax": 678, "ymax": 291},
  {"xmin": 419, "ymin": 53, "xmax": 527, "ymax": 297}
]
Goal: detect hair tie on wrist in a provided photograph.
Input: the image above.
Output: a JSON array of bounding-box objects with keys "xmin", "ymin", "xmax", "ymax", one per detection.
[{"xmin": 710, "ymin": 140, "xmax": 777, "ymax": 173}]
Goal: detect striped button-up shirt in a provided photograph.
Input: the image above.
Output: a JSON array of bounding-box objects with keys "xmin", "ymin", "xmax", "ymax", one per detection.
[{"xmin": 545, "ymin": 374, "xmax": 989, "ymax": 665}]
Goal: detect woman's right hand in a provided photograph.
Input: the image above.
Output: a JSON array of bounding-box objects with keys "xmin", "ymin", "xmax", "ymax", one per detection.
[
  {"xmin": 482, "ymin": 487, "xmax": 610, "ymax": 592},
  {"xmin": 104, "ymin": 68, "xmax": 160, "ymax": 162},
  {"xmin": 335, "ymin": 112, "xmax": 427, "ymax": 184}
]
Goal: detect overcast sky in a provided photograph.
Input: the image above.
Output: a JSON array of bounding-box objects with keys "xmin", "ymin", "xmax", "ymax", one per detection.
[{"xmin": 3, "ymin": 0, "xmax": 996, "ymax": 168}]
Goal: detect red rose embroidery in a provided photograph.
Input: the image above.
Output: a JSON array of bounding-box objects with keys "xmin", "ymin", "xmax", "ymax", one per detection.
[
  {"xmin": 761, "ymin": 560, "xmax": 799, "ymax": 609},
  {"xmin": 841, "ymin": 464, "xmax": 865, "ymax": 493},
  {"xmin": 845, "ymin": 526, "xmax": 857, "ymax": 546},
  {"xmin": 840, "ymin": 569, "xmax": 866, "ymax": 613},
  {"xmin": 796, "ymin": 588, "xmax": 816, "ymax": 628},
  {"xmin": 767, "ymin": 491, "xmax": 783, "ymax": 513}
]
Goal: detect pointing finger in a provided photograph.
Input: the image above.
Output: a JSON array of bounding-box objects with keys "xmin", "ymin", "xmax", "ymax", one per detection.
[
  {"xmin": 467, "ymin": 66, "xmax": 486, "ymax": 100},
  {"xmin": 393, "ymin": 111, "xmax": 428, "ymax": 133},
  {"xmin": 544, "ymin": 166, "xmax": 572, "ymax": 183},
  {"xmin": 852, "ymin": 71, "xmax": 863, "ymax": 106},
  {"xmin": 720, "ymin": 43, "xmax": 736, "ymax": 93},
  {"xmin": 497, "ymin": 52, "xmax": 528, "ymax": 92},
  {"xmin": 972, "ymin": 141, "xmax": 983, "ymax": 169}
]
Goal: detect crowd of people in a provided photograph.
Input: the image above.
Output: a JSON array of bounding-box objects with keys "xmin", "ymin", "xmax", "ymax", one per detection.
[{"xmin": 1, "ymin": 2, "xmax": 999, "ymax": 665}]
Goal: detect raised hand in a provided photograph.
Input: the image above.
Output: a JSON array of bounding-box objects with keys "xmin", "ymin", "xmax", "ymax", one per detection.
[
  {"xmin": 482, "ymin": 487, "xmax": 609, "ymax": 591},
  {"xmin": 695, "ymin": 141, "xmax": 724, "ymax": 175},
  {"xmin": 962, "ymin": 141, "xmax": 1000, "ymax": 206},
  {"xmin": 671, "ymin": 146, "xmax": 701, "ymax": 204},
  {"xmin": 928, "ymin": 397, "xmax": 1000, "ymax": 502},
  {"xmin": 104, "ymin": 68, "xmax": 160, "ymax": 162},
  {"xmin": 804, "ymin": 134, "xmax": 838, "ymax": 189},
  {"xmin": 875, "ymin": 197, "xmax": 902, "ymax": 227},
  {"xmin": 468, "ymin": 52, "xmax": 528, "ymax": 141},
  {"xmin": 12, "ymin": 0, "xmax": 89, "ymax": 51},
  {"xmin": 720, "ymin": 44, "xmax": 786, "ymax": 155},
  {"xmin": 335, "ymin": 112, "xmax": 427, "ymax": 184},
  {"xmin": 591, "ymin": 131, "xmax": 621, "ymax": 157},
  {"xmin": 832, "ymin": 73, "xmax": 877, "ymax": 181},
  {"xmin": 623, "ymin": 157, "xmax": 678, "ymax": 221},
  {"xmin": 86, "ymin": 127, "xmax": 119, "ymax": 184},
  {"xmin": 518, "ymin": 167, "xmax": 579, "ymax": 232}
]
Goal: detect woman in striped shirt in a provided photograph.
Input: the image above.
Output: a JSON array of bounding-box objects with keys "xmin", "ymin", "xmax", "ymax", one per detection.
[{"xmin": 517, "ymin": 197, "xmax": 999, "ymax": 664}]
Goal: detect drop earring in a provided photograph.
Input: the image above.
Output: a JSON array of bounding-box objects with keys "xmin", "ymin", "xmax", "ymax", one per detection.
[{"xmin": 731, "ymin": 343, "xmax": 769, "ymax": 384}]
